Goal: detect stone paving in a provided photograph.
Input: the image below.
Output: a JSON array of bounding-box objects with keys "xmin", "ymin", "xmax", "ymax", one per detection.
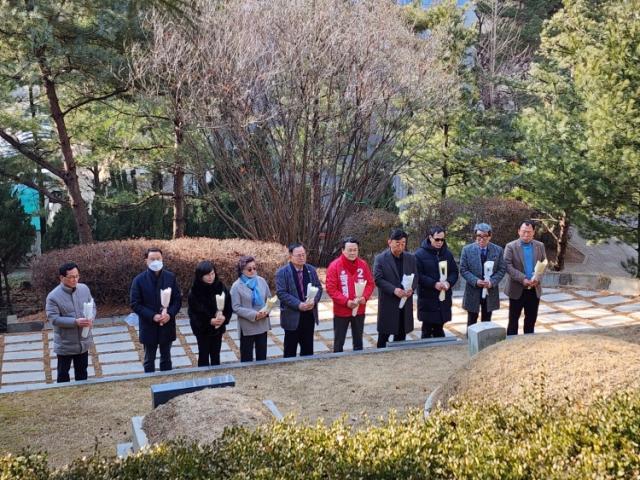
[{"xmin": 1, "ymin": 287, "xmax": 639, "ymax": 392}]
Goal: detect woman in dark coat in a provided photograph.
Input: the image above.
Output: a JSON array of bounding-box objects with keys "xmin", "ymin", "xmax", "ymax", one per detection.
[
  {"xmin": 414, "ymin": 226, "xmax": 459, "ymax": 338},
  {"xmin": 188, "ymin": 260, "xmax": 233, "ymax": 366}
]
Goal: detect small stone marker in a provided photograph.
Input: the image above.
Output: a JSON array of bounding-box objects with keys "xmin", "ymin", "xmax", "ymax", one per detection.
[
  {"xmin": 150, "ymin": 374, "xmax": 236, "ymax": 408},
  {"xmin": 467, "ymin": 321, "xmax": 506, "ymax": 356}
]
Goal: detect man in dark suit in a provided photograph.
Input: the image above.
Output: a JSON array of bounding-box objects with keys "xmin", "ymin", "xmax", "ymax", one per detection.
[
  {"xmin": 504, "ymin": 220, "xmax": 547, "ymax": 335},
  {"xmin": 130, "ymin": 248, "xmax": 182, "ymax": 372},
  {"xmin": 275, "ymin": 243, "xmax": 323, "ymax": 357},
  {"xmin": 459, "ymin": 223, "xmax": 507, "ymax": 326},
  {"xmin": 373, "ymin": 229, "xmax": 418, "ymax": 348}
]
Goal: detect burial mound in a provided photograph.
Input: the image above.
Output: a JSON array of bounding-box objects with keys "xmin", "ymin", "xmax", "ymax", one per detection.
[
  {"xmin": 432, "ymin": 333, "xmax": 640, "ymax": 408},
  {"xmin": 143, "ymin": 388, "xmax": 271, "ymax": 444}
]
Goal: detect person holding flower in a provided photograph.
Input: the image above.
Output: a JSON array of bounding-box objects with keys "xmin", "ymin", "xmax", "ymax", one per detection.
[
  {"xmin": 275, "ymin": 243, "xmax": 323, "ymax": 358},
  {"xmin": 188, "ymin": 260, "xmax": 233, "ymax": 367},
  {"xmin": 326, "ymin": 236, "xmax": 375, "ymax": 353},
  {"xmin": 415, "ymin": 226, "xmax": 459, "ymax": 338},
  {"xmin": 460, "ymin": 223, "xmax": 507, "ymax": 326},
  {"xmin": 504, "ymin": 220, "xmax": 547, "ymax": 335},
  {"xmin": 230, "ymin": 256, "xmax": 272, "ymax": 362},
  {"xmin": 130, "ymin": 248, "xmax": 182, "ymax": 373}
]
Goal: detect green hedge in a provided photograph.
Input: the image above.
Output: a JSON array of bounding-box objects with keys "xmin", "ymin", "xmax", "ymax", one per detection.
[{"xmin": 3, "ymin": 391, "xmax": 640, "ymax": 479}]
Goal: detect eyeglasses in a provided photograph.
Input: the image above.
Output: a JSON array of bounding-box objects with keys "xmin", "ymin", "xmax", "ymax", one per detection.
[
  {"xmin": 476, "ymin": 234, "xmax": 490, "ymax": 239},
  {"xmin": 245, "ymin": 266, "xmax": 257, "ymax": 272},
  {"xmin": 65, "ymin": 275, "xmax": 80, "ymax": 279},
  {"xmin": 432, "ymin": 238, "xmax": 445, "ymax": 242}
]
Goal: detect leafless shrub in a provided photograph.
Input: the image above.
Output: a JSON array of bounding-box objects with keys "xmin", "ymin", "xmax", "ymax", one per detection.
[{"xmin": 134, "ymin": 0, "xmax": 451, "ymax": 263}]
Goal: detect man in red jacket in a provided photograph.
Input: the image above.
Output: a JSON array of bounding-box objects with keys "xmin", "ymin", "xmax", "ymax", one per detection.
[{"xmin": 326, "ymin": 236, "xmax": 375, "ymax": 352}]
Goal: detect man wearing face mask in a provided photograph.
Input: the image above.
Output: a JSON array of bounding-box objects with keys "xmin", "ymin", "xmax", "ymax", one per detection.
[{"xmin": 130, "ymin": 248, "xmax": 182, "ymax": 373}]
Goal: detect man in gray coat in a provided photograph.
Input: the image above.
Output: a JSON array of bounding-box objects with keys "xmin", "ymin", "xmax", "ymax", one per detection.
[
  {"xmin": 504, "ymin": 220, "xmax": 547, "ymax": 335},
  {"xmin": 45, "ymin": 262, "xmax": 94, "ymax": 383},
  {"xmin": 460, "ymin": 223, "xmax": 507, "ymax": 326},
  {"xmin": 374, "ymin": 229, "xmax": 418, "ymax": 348},
  {"xmin": 275, "ymin": 243, "xmax": 323, "ymax": 357}
]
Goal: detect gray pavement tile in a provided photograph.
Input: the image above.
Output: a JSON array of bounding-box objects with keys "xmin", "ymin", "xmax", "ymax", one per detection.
[
  {"xmin": 221, "ymin": 342, "xmax": 231, "ymax": 352},
  {"xmin": 318, "ymin": 330, "xmax": 334, "ymax": 340},
  {"xmin": 178, "ymin": 326, "xmax": 193, "ymax": 335},
  {"xmin": 538, "ymin": 312, "xmax": 577, "ymax": 323},
  {"xmin": 156, "ymin": 356, "xmax": 193, "ymax": 368},
  {"xmin": 541, "ymin": 293, "xmax": 575, "ymax": 302},
  {"xmin": 316, "ymin": 322, "xmax": 333, "ymax": 332},
  {"xmin": 171, "ymin": 346, "xmax": 186, "ymax": 356},
  {"xmin": 3, "ymin": 341, "xmax": 44, "ymax": 352},
  {"xmin": 3, "ymin": 333, "xmax": 43, "ymax": 344},
  {"xmin": 574, "ymin": 290, "xmax": 600, "ymax": 298},
  {"xmin": 50, "ymin": 357, "xmax": 93, "ymax": 369},
  {"xmin": 51, "ymin": 367, "xmax": 96, "ymax": 379},
  {"xmin": 93, "ymin": 333, "xmax": 133, "ymax": 344},
  {"xmin": 99, "ymin": 351, "xmax": 140, "ymax": 363},
  {"xmin": 3, "ymin": 350, "xmax": 43, "ymax": 361},
  {"xmin": 538, "ymin": 304, "xmax": 558, "ymax": 314},
  {"xmin": 92, "ymin": 326, "xmax": 129, "ymax": 336},
  {"xmin": 101, "ymin": 362, "xmax": 144, "ymax": 376},
  {"xmin": 220, "ymin": 351, "xmax": 238, "ymax": 363},
  {"xmin": 571, "ymin": 308, "xmax": 614, "ymax": 319},
  {"xmin": 553, "ymin": 300, "xmax": 593, "ymax": 310},
  {"xmin": 266, "ymin": 346, "xmax": 283, "ymax": 358},
  {"xmin": 363, "ymin": 324, "xmax": 378, "ymax": 334},
  {"xmin": 499, "ymin": 292, "xmax": 509, "ymax": 300},
  {"xmin": 2, "ymin": 361, "xmax": 44, "ymax": 373},
  {"xmin": 1, "ymin": 371, "xmax": 46, "ymax": 384},
  {"xmin": 313, "ymin": 341, "xmax": 330, "ymax": 353},
  {"xmin": 184, "ymin": 335, "xmax": 197, "ymax": 344},
  {"xmin": 593, "ymin": 295, "xmax": 632, "ymax": 306},
  {"xmin": 176, "ymin": 319, "xmax": 190, "ymax": 327},
  {"xmin": 613, "ymin": 303, "xmax": 640, "ymax": 313},
  {"xmin": 270, "ymin": 326, "xmax": 285, "ymax": 335},
  {"xmin": 95, "ymin": 341, "xmax": 136, "ymax": 353},
  {"xmin": 266, "ymin": 336, "xmax": 276, "ymax": 347},
  {"xmin": 542, "ymin": 288, "xmax": 561, "ymax": 294},
  {"xmin": 592, "ymin": 316, "xmax": 638, "ymax": 327},
  {"xmin": 0, "ymin": 382, "xmax": 50, "ymax": 393},
  {"xmin": 550, "ymin": 322, "xmax": 594, "ymax": 331}
]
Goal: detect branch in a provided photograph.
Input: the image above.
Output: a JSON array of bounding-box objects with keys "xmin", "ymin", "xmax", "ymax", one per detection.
[
  {"xmin": 61, "ymin": 88, "xmax": 129, "ymax": 116},
  {"xmin": 0, "ymin": 166, "xmax": 69, "ymax": 205},
  {"xmin": 0, "ymin": 128, "xmax": 67, "ymax": 179}
]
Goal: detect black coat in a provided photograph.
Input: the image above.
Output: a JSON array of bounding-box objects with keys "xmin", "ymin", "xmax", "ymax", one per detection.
[
  {"xmin": 187, "ymin": 279, "xmax": 233, "ymax": 337},
  {"xmin": 130, "ymin": 269, "xmax": 182, "ymax": 345},
  {"xmin": 414, "ymin": 239, "xmax": 459, "ymax": 325}
]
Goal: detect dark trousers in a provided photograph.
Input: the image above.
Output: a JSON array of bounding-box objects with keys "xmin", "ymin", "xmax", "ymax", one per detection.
[
  {"xmin": 507, "ymin": 289, "xmax": 540, "ymax": 335},
  {"xmin": 284, "ymin": 314, "xmax": 315, "ymax": 358},
  {"xmin": 240, "ymin": 331, "xmax": 268, "ymax": 362},
  {"xmin": 377, "ymin": 314, "xmax": 407, "ymax": 348},
  {"xmin": 333, "ymin": 314, "xmax": 365, "ymax": 352},
  {"xmin": 467, "ymin": 300, "xmax": 493, "ymax": 326},
  {"xmin": 143, "ymin": 342, "xmax": 172, "ymax": 373},
  {"xmin": 57, "ymin": 351, "xmax": 89, "ymax": 383},
  {"xmin": 196, "ymin": 334, "xmax": 223, "ymax": 367},
  {"xmin": 421, "ymin": 322, "xmax": 445, "ymax": 338}
]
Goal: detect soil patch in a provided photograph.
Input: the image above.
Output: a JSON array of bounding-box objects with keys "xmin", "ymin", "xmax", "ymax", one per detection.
[
  {"xmin": 433, "ymin": 333, "xmax": 640, "ymax": 408},
  {"xmin": 143, "ymin": 388, "xmax": 271, "ymax": 444}
]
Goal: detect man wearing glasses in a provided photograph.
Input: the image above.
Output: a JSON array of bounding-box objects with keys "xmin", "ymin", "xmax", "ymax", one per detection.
[
  {"xmin": 45, "ymin": 262, "xmax": 95, "ymax": 383},
  {"xmin": 504, "ymin": 220, "xmax": 547, "ymax": 334},
  {"xmin": 415, "ymin": 226, "xmax": 459, "ymax": 338},
  {"xmin": 459, "ymin": 223, "xmax": 507, "ymax": 326}
]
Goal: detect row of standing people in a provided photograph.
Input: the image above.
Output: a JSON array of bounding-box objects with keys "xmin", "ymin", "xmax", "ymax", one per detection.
[{"xmin": 44, "ymin": 220, "xmax": 545, "ymax": 383}]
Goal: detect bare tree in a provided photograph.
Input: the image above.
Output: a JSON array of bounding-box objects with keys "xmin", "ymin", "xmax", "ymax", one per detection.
[{"xmin": 136, "ymin": 0, "xmax": 448, "ymax": 263}]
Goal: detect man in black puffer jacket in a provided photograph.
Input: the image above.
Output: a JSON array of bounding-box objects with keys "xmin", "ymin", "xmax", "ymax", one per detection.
[{"xmin": 414, "ymin": 226, "xmax": 459, "ymax": 338}]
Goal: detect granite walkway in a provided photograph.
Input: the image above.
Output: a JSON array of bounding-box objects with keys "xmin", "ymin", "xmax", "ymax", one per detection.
[{"xmin": 1, "ymin": 287, "xmax": 639, "ymax": 393}]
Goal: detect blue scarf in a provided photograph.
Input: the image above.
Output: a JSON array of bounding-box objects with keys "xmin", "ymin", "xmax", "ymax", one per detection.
[{"xmin": 240, "ymin": 274, "xmax": 265, "ymax": 308}]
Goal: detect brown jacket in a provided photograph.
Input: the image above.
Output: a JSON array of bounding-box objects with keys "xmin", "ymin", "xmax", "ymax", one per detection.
[{"xmin": 504, "ymin": 239, "xmax": 546, "ymax": 299}]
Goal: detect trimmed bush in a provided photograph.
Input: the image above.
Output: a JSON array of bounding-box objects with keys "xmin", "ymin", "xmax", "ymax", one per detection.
[
  {"xmin": 3, "ymin": 391, "xmax": 640, "ymax": 479},
  {"xmin": 340, "ymin": 208, "xmax": 401, "ymax": 265},
  {"xmin": 31, "ymin": 238, "xmax": 288, "ymax": 306}
]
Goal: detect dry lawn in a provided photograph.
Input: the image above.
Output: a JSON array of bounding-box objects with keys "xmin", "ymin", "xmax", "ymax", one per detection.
[{"xmin": 0, "ymin": 344, "xmax": 467, "ymax": 467}]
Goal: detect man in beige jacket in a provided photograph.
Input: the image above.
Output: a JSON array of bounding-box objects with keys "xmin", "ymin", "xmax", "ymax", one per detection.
[{"xmin": 504, "ymin": 220, "xmax": 547, "ymax": 335}]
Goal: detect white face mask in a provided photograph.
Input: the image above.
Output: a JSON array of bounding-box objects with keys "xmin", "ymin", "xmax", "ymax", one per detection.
[{"xmin": 148, "ymin": 260, "xmax": 163, "ymax": 272}]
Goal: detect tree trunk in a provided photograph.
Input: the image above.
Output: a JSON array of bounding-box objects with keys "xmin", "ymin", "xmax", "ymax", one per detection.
[
  {"xmin": 554, "ymin": 213, "xmax": 570, "ymax": 271},
  {"xmin": 172, "ymin": 116, "xmax": 186, "ymax": 238},
  {"xmin": 636, "ymin": 210, "xmax": 640, "ymax": 279},
  {"xmin": 1, "ymin": 266, "xmax": 12, "ymax": 314},
  {"xmin": 39, "ymin": 60, "xmax": 94, "ymax": 244}
]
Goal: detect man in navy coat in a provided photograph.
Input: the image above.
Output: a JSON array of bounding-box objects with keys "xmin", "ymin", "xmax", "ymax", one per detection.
[
  {"xmin": 130, "ymin": 248, "xmax": 182, "ymax": 372},
  {"xmin": 275, "ymin": 243, "xmax": 323, "ymax": 357}
]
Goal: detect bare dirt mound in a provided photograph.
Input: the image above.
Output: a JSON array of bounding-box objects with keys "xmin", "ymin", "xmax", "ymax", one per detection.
[
  {"xmin": 143, "ymin": 388, "xmax": 272, "ymax": 445},
  {"xmin": 432, "ymin": 333, "xmax": 640, "ymax": 408}
]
